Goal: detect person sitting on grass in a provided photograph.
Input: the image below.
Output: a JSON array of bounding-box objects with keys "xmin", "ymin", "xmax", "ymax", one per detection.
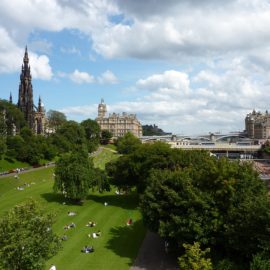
[
  {"xmin": 86, "ymin": 221, "xmax": 96, "ymax": 227},
  {"xmin": 61, "ymin": 235, "xmax": 68, "ymax": 241},
  {"xmin": 69, "ymin": 222, "xmax": 76, "ymax": 228},
  {"xmin": 88, "ymin": 230, "xmax": 101, "ymax": 238},
  {"xmin": 126, "ymin": 218, "xmax": 133, "ymax": 226},
  {"xmin": 68, "ymin": 211, "xmax": 76, "ymax": 216},
  {"xmin": 81, "ymin": 246, "xmax": 94, "ymax": 253}
]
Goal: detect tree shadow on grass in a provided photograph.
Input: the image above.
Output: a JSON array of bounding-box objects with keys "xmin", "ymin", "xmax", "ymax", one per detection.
[
  {"xmin": 87, "ymin": 191, "xmax": 139, "ymax": 210},
  {"xmin": 41, "ymin": 192, "xmax": 81, "ymax": 206},
  {"xmin": 105, "ymin": 220, "xmax": 146, "ymax": 266}
]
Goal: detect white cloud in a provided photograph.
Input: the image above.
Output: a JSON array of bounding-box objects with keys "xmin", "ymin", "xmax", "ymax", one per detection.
[
  {"xmin": 70, "ymin": 69, "xmax": 95, "ymax": 84},
  {"xmin": 137, "ymin": 70, "xmax": 190, "ymax": 96},
  {"xmin": 61, "ymin": 64, "xmax": 270, "ymax": 134},
  {"xmin": 0, "ymin": 27, "xmax": 52, "ymax": 79},
  {"xmin": 98, "ymin": 70, "xmax": 118, "ymax": 84},
  {"xmin": 29, "ymin": 54, "xmax": 53, "ymax": 80}
]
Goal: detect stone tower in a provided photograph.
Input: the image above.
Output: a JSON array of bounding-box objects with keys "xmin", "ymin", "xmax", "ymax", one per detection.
[
  {"xmin": 35, "ymin": 96, "xmax": 46, "ymax": 134},
  {"xmin": 98, "ymin": 98, "xmax": 107, "ymax": 118},
  {"xmin": 18, "ymin": 46, "xmax": 35, "ymax": 130}
]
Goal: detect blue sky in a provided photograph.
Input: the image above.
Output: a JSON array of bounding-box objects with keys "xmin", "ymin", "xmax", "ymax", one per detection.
[{"xmin": 1, "ymin": 0, "xmax": 270, "ymax": 134}]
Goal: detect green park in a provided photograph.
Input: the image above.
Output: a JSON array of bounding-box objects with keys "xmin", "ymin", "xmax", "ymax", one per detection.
[
  {"xmin": 0, "ymin": 147, "xmax": 146, "ymax": 270},
  {"xmin": 1, "ymin": 100, "xmax": 270, "ymax": 270}
]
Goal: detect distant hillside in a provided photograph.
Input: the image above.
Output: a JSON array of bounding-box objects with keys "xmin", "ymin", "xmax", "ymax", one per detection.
[{"xmin": 142, "ymin": 124, "xmax": 171, "ymax": 136}]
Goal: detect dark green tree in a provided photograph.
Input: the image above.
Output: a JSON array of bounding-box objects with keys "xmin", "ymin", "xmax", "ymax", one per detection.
[
  {"xmin": 0, "ymin": 99, "xmax": 26, "ymax": 134},
  {"xmin": 100, "ymin": 130, "xmax": 112, "ymax": 145},
  {"xmin": 140, "ymin": 156, "xmax": 270, "ymax": 267},
  {"xmin": 106, "ymin": 142, "xmax": 175, "ymax": 192},
  {"xmin": 51, "ymin": 120, "xmax": 87, "ymax": 153},
  {"xmin": 81, "ymin": 119, "xmax": 100, "ymax": 152},
  {"xmin": 54, "ymin": 148, "xmax": 95, "ymax": 202},
  {"xmin": 47, "ymin": 110, "xmax": 67, "ymax": 131},
  {"xmin": 0, "ymin": 199, "xmax": 61, "ymax": 270},
  {"xmin": 116, "ymin": 132, "xmax": 141, "ymax": 154}
]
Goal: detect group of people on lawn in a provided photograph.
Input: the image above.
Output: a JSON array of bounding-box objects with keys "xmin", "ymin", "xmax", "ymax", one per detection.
[{"xmin": 61, "ymin": 202, "xmax": 133, "ymax": 255}]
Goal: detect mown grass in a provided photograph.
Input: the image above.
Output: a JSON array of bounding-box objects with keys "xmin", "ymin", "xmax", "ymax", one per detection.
[
  {"xmin": 0, "ymin": 148, "xmax": 146, "ymax": 270},
  {"xmin": 93, "ymin": 147, "xmax": 119, "ymax": 170},
  {"xmin": 0, "ymin": 156, "xmax": 29, "ymax": 173}
]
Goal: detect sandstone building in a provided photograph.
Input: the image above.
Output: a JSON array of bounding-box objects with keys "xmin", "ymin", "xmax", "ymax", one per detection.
[
  {"xmin": 245, "ymin": 110, "xmax": 270, "ymax": 139},
  {"xmin": 96, "ymin": 99, "xmax": 142, "ymax": 138}
]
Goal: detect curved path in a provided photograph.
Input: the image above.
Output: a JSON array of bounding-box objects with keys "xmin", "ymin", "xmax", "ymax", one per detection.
[{"xmin": 130, "ymin": 231, "xmax": 178, "ymax": 270}]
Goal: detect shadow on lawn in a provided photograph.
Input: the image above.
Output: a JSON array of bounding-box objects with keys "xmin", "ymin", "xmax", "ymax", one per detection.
[
  {"xmin": 87, "ymin": 192, "xmax": 139, "ymax": 210},
  {"xmin": 41, "ymin": 192, "xmax": 79, "ymax": 206},
  {"xmin": 105, "ymin": 220, "xmax": 145, "ymax": 265},
  {"xmin": 41, "ymin": 192, "xmax": 65, "ymax": 203}
]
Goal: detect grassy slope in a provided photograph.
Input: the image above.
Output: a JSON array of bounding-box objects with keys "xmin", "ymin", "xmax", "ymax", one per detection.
[
  {"xmin": 0, "ymin": 148, "xmax": 146, "ymax": 270},
  {"xmin": 0, "ymin": 157, "xmax": 29, "ymax": 172}
]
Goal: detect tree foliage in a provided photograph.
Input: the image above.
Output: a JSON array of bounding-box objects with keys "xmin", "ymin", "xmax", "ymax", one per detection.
[
  {"xmin": 81, "ymin": 119, "xmax": 100, "ymax": 153},
  {"xmin": 0, "ymin": 200, "xmax": 61, "ymax": 270},
  {"xmin": 139, "ymin": 150, "xmax": 270, "ymax": 267},
  {"xmin": 54, "ymin": 148, "xmax": 95, "ymax": 202},
  {"xmin": 106, "ymin": 142, "xmax": 176, "ymax": 192},
  {"xmin": 100, "ymin": 130, "xmax": 112, "ymax": 145},
  {"xmin": 107, "ymin": 141, "xmax": 270, "ymax": 268},
  {"xmin": 116, "ymin": 132, "xmax": 141, "ymax": 154},
  {"xmin": 47, "ymin": 110, "xmax": 67, "ymax": 131},
  {"xmin": 0, "ymin": 99, "xmax": 26, "ymax": 134},
  {"xmin": 178, "ymin": 242, "xmax": 213, "ymax": 270},
  {"xmin": 51, "ymin": 120, "xmax": 87, "ymax": 153}
]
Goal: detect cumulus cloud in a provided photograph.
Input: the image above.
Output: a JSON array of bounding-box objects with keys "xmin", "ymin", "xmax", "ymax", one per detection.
[
  {"xmin": 70, "ymin": 69, "xmax": 94, "ymax": 84},
  {"xmin": 98, "ymin": 70, "xmax": 118, "ymax": 84},
  {"xmin": 61, "ymin": 65, "xmax": 270, "ymax": 134},
  {"xmin": 0, "ymin": 27, "xmax": 52, "ymax": 79},
  {"xmin": 137, "ymin": 70, "xmax": 190, "ymax": 96},
  {"xmin": 2, "ymin": 0, "xmax": 270, "ymax": 133}
]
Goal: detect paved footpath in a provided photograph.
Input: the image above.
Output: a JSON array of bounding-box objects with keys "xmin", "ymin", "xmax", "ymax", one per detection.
[{"xmin": 130, "ymin": 231, "xmax": 178, "ymax": 270}]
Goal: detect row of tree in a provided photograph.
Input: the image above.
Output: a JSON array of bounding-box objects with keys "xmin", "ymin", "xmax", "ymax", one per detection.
[
  {"xmin": 0, "ymin": 100, "xmax": 113, "ymax": 165},
  {"xmin": 105, "ymin": 140, "xmax": 270, "ymax": 269}
]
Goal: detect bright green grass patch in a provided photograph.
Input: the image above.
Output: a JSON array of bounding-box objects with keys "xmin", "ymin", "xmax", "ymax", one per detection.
[
  {"xmin": 0, "ymin": 157, "xmax": 29, "ymax": 173},
  {"xmin": 0, "ymin": 148, "xmax": 146, "ymax": 270},
  {"xmin": 93, "ymin": 147, "xmax": 119, "ymax": 170},
  {"xmin": 103, "ymin": 144, "xmax": 117, "ymax": 151}
]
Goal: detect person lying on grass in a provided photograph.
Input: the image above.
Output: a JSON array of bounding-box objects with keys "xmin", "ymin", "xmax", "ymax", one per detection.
[
  {"xmin": 88, "ymin": 230, "xmax": 101, "ymax": 238},
  {"xmin": 86, "ymin": 221, "xmax": 96, "ymax": 227},
  {"xmin": 81, "ymin": 246, "xmax": 94, "ymax": 253}
]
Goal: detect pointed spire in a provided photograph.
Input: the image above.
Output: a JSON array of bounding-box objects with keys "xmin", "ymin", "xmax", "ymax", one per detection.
[
  {"xmin": 23, "ymin": 45, "xmax": 29, "ymax": 65},
  {"xmin": 9, "ymin": 92, "xmax": 12, "ymax": 104}
]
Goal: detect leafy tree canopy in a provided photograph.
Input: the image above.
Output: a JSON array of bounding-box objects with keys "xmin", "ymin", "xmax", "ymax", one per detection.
[
  {"xmin": 0, "ymin": 199, "xmax": 61, "ymax": 270},
  {"xmin": 54, "ymin": 148, "xmax": 96, "ymax": 202},
  {"xmin": 116, "ymin": 132, "xmax": 141, "ymax": 154},
  {"xmin": 0, "ymin": 99, "xmax": 26, "ymax": 134},
  {"xmin": 81, "ymin": 119, "xmax": 100, "ymax": 152},
  {"xmin": 100, "ymin": 130, "xmax": 113, "ymax": 145},
  {"xmin": 51, "ymin": 120, "xmax": 87, "ymax": 153},
  {"xmin": 47, "ymin": 110, "xmax": 67, "ymax": 131},
  {"xmin": 178, "ymin": 242, "xmax": 213, "ymax": 270},
  {"xmin": 140, "ymin": 155, "xmax": 270, "ymax": 268}
]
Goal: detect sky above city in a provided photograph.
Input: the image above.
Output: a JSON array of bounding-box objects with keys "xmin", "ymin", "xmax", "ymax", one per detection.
[{"xmin": 1, "ymin": 0, "xmax": 270, "ymax": 134}]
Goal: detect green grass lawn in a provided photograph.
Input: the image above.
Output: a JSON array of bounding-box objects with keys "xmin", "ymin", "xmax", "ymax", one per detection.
[
  {"xmin": 0, "ymin": 149, "xmax": 146, "ymax": 270},
  {"xmin": 0, "ymin": 156, "xmax": 29, "ymax": 173},
  {"xmin": 93, "ymin": 147, "xmax": 119, "ymax": 170}
]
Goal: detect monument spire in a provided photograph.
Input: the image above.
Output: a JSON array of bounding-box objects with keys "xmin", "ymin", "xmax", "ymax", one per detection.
[{"xmin": 17, "ymin": 46, "xmax": 34, "ymax": 130}]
